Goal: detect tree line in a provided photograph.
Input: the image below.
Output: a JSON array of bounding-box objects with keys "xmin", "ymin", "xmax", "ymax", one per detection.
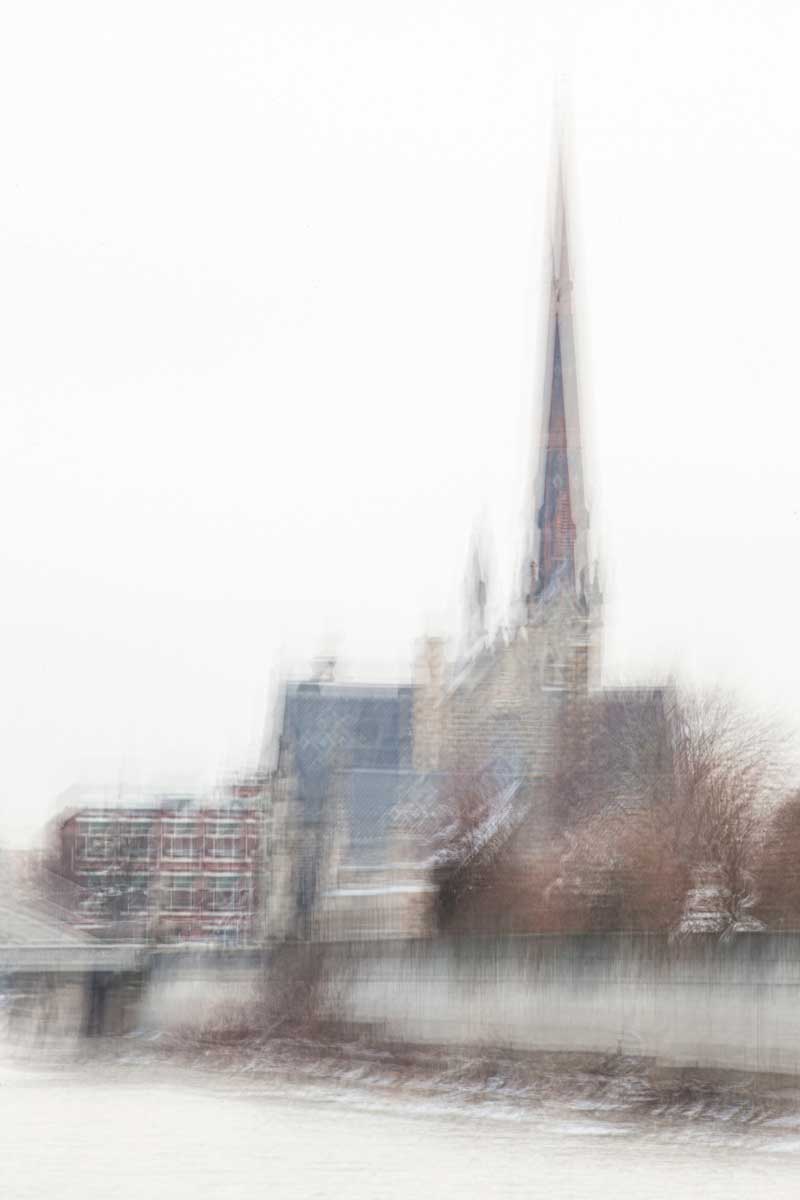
[{"xmin": 431, "ymin": 688, "xmax": 799, "ymax": 937}]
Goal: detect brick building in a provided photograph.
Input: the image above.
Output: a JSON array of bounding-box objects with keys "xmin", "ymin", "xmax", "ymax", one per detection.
[{"xmin": 50, "ymin": 787, "xmax": 266, "ymax": 944}]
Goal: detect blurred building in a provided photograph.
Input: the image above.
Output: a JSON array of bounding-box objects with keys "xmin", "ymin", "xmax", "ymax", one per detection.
[
  {"xmin": 411, "ymin": 160, "xmax": 600, "ymax": 797},
  {"xmin": 267, "ymin": 678, "xmax": 418, "ymax": 939},
  {"xmin": 267, "ymin": 151, "xmax": 674, "ymax": 941},
  {"xmin": 47, "ymin": 779, "xmax": 267, "ymax": 944}
]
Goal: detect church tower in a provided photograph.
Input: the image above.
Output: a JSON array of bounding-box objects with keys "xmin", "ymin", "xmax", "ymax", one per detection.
[
  {"xmin": 523, "ymin": 144, "xmax": 601, "ymax": 692},
  {"xmin": 413, "ymin": 133, "xmax": 602, "ymax": 781}
]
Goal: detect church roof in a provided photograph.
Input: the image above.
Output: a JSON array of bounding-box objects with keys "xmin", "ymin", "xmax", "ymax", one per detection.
[
  {"xmin": 332, "ymin": 765, "xmax": 528, "ymax": 874},
  {"xmin": 332, "ymin": 768, "xmax": 444, "ymax": 868},
  {"xmin": 277, "ymin": 680, "xmax": 415, "ymax": 824}
]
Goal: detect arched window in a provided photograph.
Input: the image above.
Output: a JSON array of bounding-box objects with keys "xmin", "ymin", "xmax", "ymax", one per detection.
[{"xmin": 543, "ymin": 650, "xmax": 567, "ymax": 689}]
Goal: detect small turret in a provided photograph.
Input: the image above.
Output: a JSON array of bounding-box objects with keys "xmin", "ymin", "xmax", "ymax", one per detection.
[{"xmin": 463, "ymin": 528, "xmax": 489, "ymax": 651}]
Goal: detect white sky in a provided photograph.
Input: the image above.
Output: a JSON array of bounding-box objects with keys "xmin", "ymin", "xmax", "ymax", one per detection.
[{"xmin": 2, "ymin": 2, "xmax": 799, "ymax": 845}]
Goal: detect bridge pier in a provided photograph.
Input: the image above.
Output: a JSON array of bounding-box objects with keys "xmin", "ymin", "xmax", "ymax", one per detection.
[
  {"xmin": 1, "ymin": 918, "xmax": 146, "ymax": 1038},
  {"xmin": 2, "ymin": 967, "xmax": 146, "ymax": 1040},
  {"xmin": 85, "ymin": 971, "xmax": 108, "ymax": 1036},
  {"xmin": 84, "ymin": 968, "xmax": 148, "ymax": 1037}
]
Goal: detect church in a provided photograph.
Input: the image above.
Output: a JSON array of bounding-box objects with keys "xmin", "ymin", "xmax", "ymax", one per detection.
[{"xmin": 265, "ymin": 145, "xmax": 671, "ymax": 943}]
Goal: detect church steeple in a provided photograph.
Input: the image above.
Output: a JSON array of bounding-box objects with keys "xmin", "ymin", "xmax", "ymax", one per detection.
[
  {"xmin": 526, "ymin": 143, "xmax": 590, "ymax": 615},
  {"xmin": 537, "ymin": 320, "xmax": 575, "ymax": 593}
]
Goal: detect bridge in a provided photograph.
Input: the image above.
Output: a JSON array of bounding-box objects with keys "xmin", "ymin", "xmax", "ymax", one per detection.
[
  {"xmin": 0, "ymin": 902, "xmax": 144, "ymax": 971},
  {"xmin": 0, "ymin": 898, "xmax": 149, "ymax": 1036}
]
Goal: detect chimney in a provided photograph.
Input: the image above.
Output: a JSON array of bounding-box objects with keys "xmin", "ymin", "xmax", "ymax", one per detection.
[{"xmin": 310, "ymin": 656, "xmax": 336, "ymax": 683}]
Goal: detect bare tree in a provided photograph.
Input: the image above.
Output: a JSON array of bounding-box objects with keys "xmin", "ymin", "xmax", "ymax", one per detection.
[
  {"xmin": 429, "ymin": 769, "xmax": 497, "ymax": 932},
  {"xmin": 662, "ymin": 690, "xmax": 787, "ymax": 934},
  {"xmin": 428, "ymin": 686, "xmax": 789, "ymax": 937},
  {"xmin": 754, "ymin": 790, "xmax": 800, "ymax": 929},
  {"xmin": 572, "ymin": 689, "xmax": 787, "ymax": 935}
]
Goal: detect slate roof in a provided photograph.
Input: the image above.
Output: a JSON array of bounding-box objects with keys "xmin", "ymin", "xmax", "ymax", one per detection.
[
  {"xmin": 276, "ymin": 682, "xmax": 415, "ymax": 918},
  {"xmin": 331, "ymin": 763, "xmax": 529, "ymax": 876},
  {"xmin": 277, "ymin": 681, "xmax": 415, "ymax": 825},
  {"xmin": 340, "ymin": 768, "xmax": 466, "ymax": 867},
  {"xmin": 343, "ymin": 769, "xmax": 406, "ymax": 867}
]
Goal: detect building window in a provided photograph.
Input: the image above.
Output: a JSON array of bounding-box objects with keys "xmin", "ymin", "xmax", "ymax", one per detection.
[
  {"xmin": 121, "ymin": 832, "xmax": 153, "ymax": 860},
  {"xmin": 206, "ymin": 874, "xmax": 247, "ymax": 913},
  {"xmin": 205, "ymin": 822, "xmax": 242, "ymax": 860},
  {"xmin": 162, "ymin": 874, "xmax": 200, "ymax": 913},
  {"xmin": 162, "ymin": 822, "xmax": 201, "ymax": 860},
  {"xmin": 76, "ymin": 821, "xmax": 115, "ymax": 861},
  {"xmin": 543, "ymin": 651, "xmax": 567, "ymax": 688},
  {"xmin": 119, "ymin": 875, "xmax": 149, "ymax": 915}
]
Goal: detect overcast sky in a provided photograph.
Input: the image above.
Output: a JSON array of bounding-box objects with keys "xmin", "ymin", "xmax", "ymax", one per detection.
[{"xmin": 1, "ymin": 2, "xmax": 799, "ymax": 845}]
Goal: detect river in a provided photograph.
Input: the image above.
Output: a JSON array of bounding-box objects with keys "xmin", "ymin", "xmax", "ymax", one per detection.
[{"xmin": 2, "ymin": 1049, "xmax": 800, "ymax": 1198}]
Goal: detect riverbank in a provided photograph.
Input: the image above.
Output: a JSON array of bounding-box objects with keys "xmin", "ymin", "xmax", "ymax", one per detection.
[
  {"xmin": 4, "ymin": 1045, "xmax": 800, "ymax": 1200},
  {"xmin": 33, "ymin": 1027, "xmax": 800, "ymax": 1141}
]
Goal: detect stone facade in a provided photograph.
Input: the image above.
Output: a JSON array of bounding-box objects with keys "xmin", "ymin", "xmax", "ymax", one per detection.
[
  {"xmin": 266, "ymin": 148, "xmax": 673, "ymax": 943},
  {"xmin": 410, "ymin": 155, "xmax": 602, "ymax": 829}
]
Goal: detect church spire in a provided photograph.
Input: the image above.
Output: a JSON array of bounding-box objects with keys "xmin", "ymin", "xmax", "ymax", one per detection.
[
  {"xmin": 526, "ymin": 140, "xmax": 590, "ymax": 614},
  {"xmin": 463, "ymin": 525, "xmax": 489, "ymax": 650}
]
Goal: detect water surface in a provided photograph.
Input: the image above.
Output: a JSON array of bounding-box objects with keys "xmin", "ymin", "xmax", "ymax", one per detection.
[{"xmin": 2, "ymin": 1052, "xmax": 798, "ymax": 1199}]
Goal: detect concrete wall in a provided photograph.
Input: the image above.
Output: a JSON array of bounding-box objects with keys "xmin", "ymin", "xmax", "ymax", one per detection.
[
  {"xmin": 2, "ymin": 971, "xmax": 144, "ymax": 1041},
  {"xmin": 3, "ymin": 975, "xmax": 87, "ymax": 1044},
  {"xmin": 140, "ymin": 951, "xmax": 264, "ymax": 1033},
  {"xmin": 127, "ymin": 933, "xmax": 800, "ymax": 1076},
  {"xmin": 316, "ymin": 933, "xmax": 800, "ymax": 1075}
]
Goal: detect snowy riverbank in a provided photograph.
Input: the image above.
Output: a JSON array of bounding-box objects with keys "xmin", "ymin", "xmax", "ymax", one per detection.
[{"xmin": 10, "ymin": 1026, "xmax": 800, "ymax": 1146}]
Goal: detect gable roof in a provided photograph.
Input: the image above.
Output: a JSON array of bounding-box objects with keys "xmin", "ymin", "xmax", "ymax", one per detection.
[{"xmin": 277, "ymin": 681, "xmax": 415, "ymax": 823}]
